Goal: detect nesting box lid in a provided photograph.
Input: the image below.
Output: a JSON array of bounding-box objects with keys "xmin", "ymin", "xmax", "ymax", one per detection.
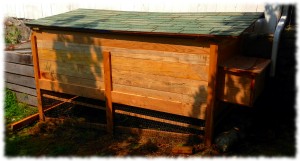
[{"xmin": 26, "ymin": 9, "xmax": 262, "ymax": 37}]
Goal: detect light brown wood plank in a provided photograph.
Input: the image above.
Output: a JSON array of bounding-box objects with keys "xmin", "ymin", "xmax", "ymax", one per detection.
[
  {"xmin": 113, "ymin": 84, "xmax": 207, "ymax": 104},
  {"xmin": 111, "ymin": 56, "xmax": 209, "ymax": 81},
  {"xmin": 5, "ymin": 62, "xmax": 34, "ymax": 77},
  {"xmin": 111, "ymin": 91, "xmax": 206, "ymax": 119},
  {"xmin": 5, "ymin": 51, "xmax": 33, "ymax": 65},
  {"xmin": 5, "ymin": 82, "xmax": 37, "ymax": 96},
  {"xmin": 39, "ymin": 60, "xmax": 104, "ymax": 81},
  {"xmin": 112, "ymin": 69, "xmax": 207, "ymax": 95},
  {"xmin": 38, "ymin": 47, "xmax": 209, "ymax": 65},
  {"xmin": 37, "ymin": 30, "xmax": 210, "ymax": 55},
  {"xmin": 103, "ymin": 51, "xmax": 114, "ymax": 133},
  {"xmin": 204, "ymin": 44, "xmax": 219, "ymax": 147},
  {"xmin": 5, "ymin": 72, "xmax": 36, "ymax": 88},
  {"xmin": 31, "ymin": 32, "xmax": 45, "ymax": 121},
  {"xmin": 40, "ymin": 71, "xmax": 104, "ymax": 89},
  {"xmin": 39, "ymin": 79, "xmax": 105, "ymax": 100}
]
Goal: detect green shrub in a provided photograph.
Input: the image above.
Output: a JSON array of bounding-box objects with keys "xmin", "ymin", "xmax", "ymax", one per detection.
[{"xmin": 5, "ymin": 25, "xmax": 21, "ymax": 45}]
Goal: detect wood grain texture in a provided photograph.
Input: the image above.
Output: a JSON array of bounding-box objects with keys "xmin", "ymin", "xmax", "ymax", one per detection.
[
  {"xmin": 36, "ymin": 30, "xmax": 210, "ymax": 55},
  {"xmin": 39, "ymin": 79, "xmax": 105, "ymax": 100},
  {"xmin": 111, "ymin": 56, "xmax": 209, "ymax": 81},
  {"xmin": 5, "ymin": 72, "xmax": 36, "ymax": 88},
  {"xmin": 5, "ymin": 82, "xmax": 37, "ymax": 96},
  {"xmin": 5, "ymin": 62, "xmax": 34, "ymax": 77},
  {"xmin": 31, "ymin": 32, "xmax": 45, "ymax": 121},
  {"xmin": 5, "ymin": 51, "xmax": 33, "ymax": 65},
  {"xmin": 38, "ymin": 46, "xmax": 209, "ymax": 65},
  {"xmin": 103, "ymin": 51, "xmax": 114, "ymax": 133},
  {"xmin": 14, "ymin": 91, "xmax": 37, "ymax": 106},
  {"xmin": 39, "ymin": 60, "xmax": 104, "ymax": 81},
  {"xmin": 111, "ymin": 91, "xmax": 206, "ymax": 119},
  {"xmin": 204, "ymin": 44, "xmax": 219, "ymax": 147},
  {"xmin": 113, "ymin": 84, "xmax": 207, "ymax": 105},
  {"xmin": 40, "ymin": 71, "xmax": 104, "ymax": 89},
  {"xmin": 112, "ymin": 69, "xmax": 207, "ymax": 95}
]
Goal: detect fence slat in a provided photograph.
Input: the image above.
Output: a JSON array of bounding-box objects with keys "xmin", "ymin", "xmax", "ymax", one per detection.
[
  {"xmin": 6, "ymin": 82, "xmax": 37, "ymax": 96},
  {"xmin": 5, "ymin": 62, "xmax": 34, "ymax": 77},
  {"xmin": 5, "ymin": 72, "xmax": 36, "ymax": 88},
  {"xmin": 5, "ymin": 51, "xmax": 33, "ymax": 65}
]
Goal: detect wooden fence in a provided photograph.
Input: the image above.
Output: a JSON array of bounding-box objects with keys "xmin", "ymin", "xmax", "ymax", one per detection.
[{"xmin": 5, "ymin": 50, "xmax": 37, "ymax": 106}]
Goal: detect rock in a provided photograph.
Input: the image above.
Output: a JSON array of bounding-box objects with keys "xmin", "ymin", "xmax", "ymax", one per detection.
[
  {"xmin": 215, "ymin": 127, "xmax": 241, "ymax": 153},
  {"xmin": 5, "ymin": 20, "xmax": 13, "ymax": 26}
]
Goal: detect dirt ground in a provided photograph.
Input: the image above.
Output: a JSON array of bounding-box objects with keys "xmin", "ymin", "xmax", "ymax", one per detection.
[{"xmin": 4, "ymin": 16, "xmax": 296, "ymax": 157}]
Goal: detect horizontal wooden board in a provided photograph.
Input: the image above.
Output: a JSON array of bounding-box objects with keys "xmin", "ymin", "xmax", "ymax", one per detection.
[
  {"xmin": 36, "ymin": 31, "xmax": 210, "ymax": 55},
  {"xmin": 38, "ymin": 56, "xmax": 208, "ymax": 81},
  {"xmin": 5, "ymin": 82, "xmax": 37, "ymax": 96},
  {"xmin": 111, "ymin": 56, "xmax": 209, "ymax": 81},
  {"xmin": 39, "ymin": 79, "xmax": 105, "ymax": 100},
  {"xmin": 38, "ymin": 46, "xmax": 209, "ymax": 65},
  {"xmin": 5, "ymin": 72, "xmax": 36, "ymax": 88},
  {"xmin": 40, "ymin": 71, "xmax": 104, "ymax": 89},
  {"xmin": 113, "ymin": 84, "xmax": 206, "ymax": 104},
  {"xmin": 39, "ymin": 60, "xmax": 104, "ymax": 81},
  {"xmin": 14, "ymin": 91, "xmax": 37, "ymax": 106},
  {"xmin": 112, "ymin": 69, "xmax": 207, "ymax": 95},
  {"xmin": 5, "ymin": 51, "xmax": 33, "ymax": 65},
  {"xmin": 5, "ymin": 62, "xmax": 34, "ymax": 77},
  {"xmin": 111, "ymin": 91, "xmax": 206, "ymax": 119}
]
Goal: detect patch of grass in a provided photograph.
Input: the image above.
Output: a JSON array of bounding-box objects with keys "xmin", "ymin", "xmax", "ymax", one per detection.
[{"xmin": 4, "ymin": 89, "xmax": 38, "ymax": 124}]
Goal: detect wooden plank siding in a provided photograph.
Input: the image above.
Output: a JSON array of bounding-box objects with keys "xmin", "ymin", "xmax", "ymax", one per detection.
[
  {"xmin": 33, "ymin": 30, "xmax": 211, "ymax": 119},
  {"xmin": 4, "ymin": 51, "xmax": 37, "ymax": 106}
]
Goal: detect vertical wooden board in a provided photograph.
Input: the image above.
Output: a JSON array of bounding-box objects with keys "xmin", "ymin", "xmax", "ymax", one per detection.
[
  {"xmin": 103, "ymin": 51, "xmax": 114, "ymax": 133},
  {"xmin": 31, "ymin": 32, "xmax": 45, "ymax": 121},
  {"xmin": 204, "ymin": 44, "xmax": 219, "ymax": 147}
]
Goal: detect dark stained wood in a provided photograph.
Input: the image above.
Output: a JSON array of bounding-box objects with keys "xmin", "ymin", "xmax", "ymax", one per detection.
[
  {"xmin": 6, "ymin": 82, "xmax": 37, "ymax": 96},
  {"xmin": 5, "ymin": 62, "xmax": 34, "ymax": 77},
  {"xmin": 103, "ymin": 51, "xmax": 114, "ymax": 133},
  {"xmin": 5, "ymin": 72, "xmax": 35, "ymax": 88},
  {"xmin": 5, "ymin": 51, "xmax": 33, "ymax": 65}
]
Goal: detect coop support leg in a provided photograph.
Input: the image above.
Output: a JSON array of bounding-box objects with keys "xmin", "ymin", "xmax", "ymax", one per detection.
[
  {"xmin": 103, "ymin": 51, "xmax": 114, "ymax": 134},
  {"xmin": 31, "ymin": 31, "xmax": 45, "ymax": 121},
  {"xmin": 204, "ymin": 44, "xmax": 219, "ymax": 147}
]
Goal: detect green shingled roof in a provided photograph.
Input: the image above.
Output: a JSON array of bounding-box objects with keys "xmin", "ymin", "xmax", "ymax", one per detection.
[{"xmin": 26, "ymin": 9, "xmax": 263, "ymax": 36}]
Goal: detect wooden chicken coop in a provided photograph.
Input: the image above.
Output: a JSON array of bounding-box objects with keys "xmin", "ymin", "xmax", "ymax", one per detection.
[{"xmin": 26, "ymin": 9, "xmax": 270, "ymax": 146}]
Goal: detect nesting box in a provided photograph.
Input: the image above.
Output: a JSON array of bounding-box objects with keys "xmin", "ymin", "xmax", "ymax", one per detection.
[{"xmin": 218, "ymin": 56, "xmax": 271, "ymax": 106}]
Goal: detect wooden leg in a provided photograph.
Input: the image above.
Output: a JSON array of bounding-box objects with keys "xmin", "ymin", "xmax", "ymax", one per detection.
[
  {"xmin": 103, "ymin": 51, "xmax": 114, "ymax": 133},
  {"xmin": 204, "ymin": 44, "xmax": 219, "ymax": 147},
  {"xmin": 31, "ymin": 32, "xmax": 44, "ymax": 121}
]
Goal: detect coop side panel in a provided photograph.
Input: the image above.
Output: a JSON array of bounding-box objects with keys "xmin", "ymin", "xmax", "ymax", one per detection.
[{"xmin": 35, "ymin": 31, "xmax": 105, "ymax": 100}]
